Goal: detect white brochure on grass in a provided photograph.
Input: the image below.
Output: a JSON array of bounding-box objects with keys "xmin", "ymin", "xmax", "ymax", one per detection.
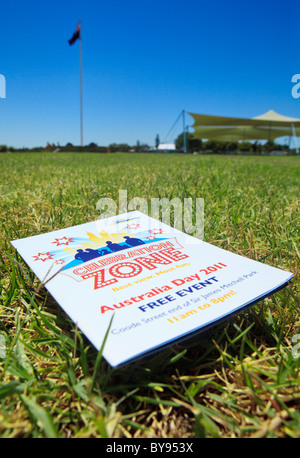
[{"xmin": 11, "ymin": 211, "xmax": 293, "ymax": 367}]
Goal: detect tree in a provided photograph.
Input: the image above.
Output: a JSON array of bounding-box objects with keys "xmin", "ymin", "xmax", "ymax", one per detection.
[
  {"xmin": 203, "ymin": 140, "xmax": 217, "ymax": 152},
  {"xmin": 108, "ymin": 143, "xmax": 117, "ymax": 152},
  {"xmin": 116, "ymin": 143, "xmax": 130, "ymax": 152},
  {"xmin": 88, "ymin": 142, "xmax": 98, "ymax": 148},
  {"xmin": 238, "ymin": 141, "xmax": 252, "ymax": 152},
  {"xmin": 226, "ymin": 141, "xmax": 238, "ymax": 152},
  {"xmin": 175, "ymin": 132, "xmax": 202, "ymax": 152},
  {"xmin": 155, "ymin": 134, "xmax": 160, "ymax": 148},
  {"xmin": 262, "ymin": 140, "xmax": 276, "ymax": 153}
]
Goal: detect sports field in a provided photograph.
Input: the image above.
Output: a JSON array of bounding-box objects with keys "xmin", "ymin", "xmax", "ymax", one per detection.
[{"xmin": 0, "ymin": 152, "xmax": 299, "ymax": 438}]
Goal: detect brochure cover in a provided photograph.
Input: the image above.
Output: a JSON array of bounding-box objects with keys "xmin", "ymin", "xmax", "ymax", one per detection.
[{"xmin": 11, "ymin": 211, "xmax": 293, "ymax": 367}]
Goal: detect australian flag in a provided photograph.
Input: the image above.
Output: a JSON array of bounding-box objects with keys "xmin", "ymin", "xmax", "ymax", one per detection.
[{"xmin": 68, "ymin": 22, "xmax": 81, "ymax": 45}]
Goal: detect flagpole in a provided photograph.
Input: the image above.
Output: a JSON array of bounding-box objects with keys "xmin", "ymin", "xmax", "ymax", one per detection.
[
  {"xmin": 79, "ymin": 21, "xmax": 83, "ymax": 147},
  {"xmin": 183, "ymin": 110, "xmax": 187, "ymax": 154}
]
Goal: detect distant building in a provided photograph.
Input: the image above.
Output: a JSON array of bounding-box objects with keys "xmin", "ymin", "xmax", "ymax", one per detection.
[{"xmin": 157, "ymin": 143, "xmax": 176, "ymax": 152}]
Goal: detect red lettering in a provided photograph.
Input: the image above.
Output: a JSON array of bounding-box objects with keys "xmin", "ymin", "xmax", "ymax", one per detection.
[
  {"xmin": 109, "ymin": 262, "xmax": 143, "ymax": 278},
  {"xmin": 134, "ymin": 253, "xmax": 172, "ymax": 270},
  {"xmin": 100, "ymin": 305, "xmax": 115, "ymax": 314},
  {"xmin": 82, "ymin": 268, "xmax": 118, "ymax": 290},
  {"xmin": 73, "ymin": 267, "xmax": 88, "ymax": 276},
  {"xmin": 113, "ymin": 302, "xmax": 126, "ymax": 309},
  {"xmin": 80, "ymin": 248, "xmax": 189, "ymax": 290},
  {"xmin": 160, "ymin": 248, "xmax": 189, "ymax": 261}
]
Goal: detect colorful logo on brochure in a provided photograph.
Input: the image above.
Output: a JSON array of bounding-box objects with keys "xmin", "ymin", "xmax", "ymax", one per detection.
[{"xmin": 32, "ymin": 216, "xmax": 168, "ymax": 272}]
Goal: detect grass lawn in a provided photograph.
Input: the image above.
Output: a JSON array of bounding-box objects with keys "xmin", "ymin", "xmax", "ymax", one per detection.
[{"xmin": 0, "ymin": 152, "xmax": 299, "ymax": 438}]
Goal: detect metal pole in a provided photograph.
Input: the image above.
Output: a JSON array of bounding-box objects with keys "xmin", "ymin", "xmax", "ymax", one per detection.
[
  {"xmin": 183, "ymin": 110, "xmax": 187, "ymax": 154},
  {"xmin": 291, "ymin": 123, "xmax": 299, "ymax": 155},
  {"xmin": 79, "ymin": 24, "xmax": 84, "ymax": 147}
]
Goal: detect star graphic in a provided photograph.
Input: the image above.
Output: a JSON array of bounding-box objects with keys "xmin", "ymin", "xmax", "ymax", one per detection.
[
  {"xmin": 51, "ymin": 237, "xmax": 75, "ymax": 246},
  {"xmin": 127, "ymin": 223, "xmax": 140, "ymax": 230},
  {"xmin": 32, "ymin": 252, "xmax": 55, "ymax": 262},
  {"xmin": 54, "ymin": 259, "xmax": 66, "ymax": 265},
  {"xmin": 149, "ymin": 228, "xmax": 164, "ymax": 235}
]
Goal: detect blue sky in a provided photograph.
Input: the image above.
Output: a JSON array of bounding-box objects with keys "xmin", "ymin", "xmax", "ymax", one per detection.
[{"xmin": 1, "ymin": 0, "xmax": 299, "ymax": 148}]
